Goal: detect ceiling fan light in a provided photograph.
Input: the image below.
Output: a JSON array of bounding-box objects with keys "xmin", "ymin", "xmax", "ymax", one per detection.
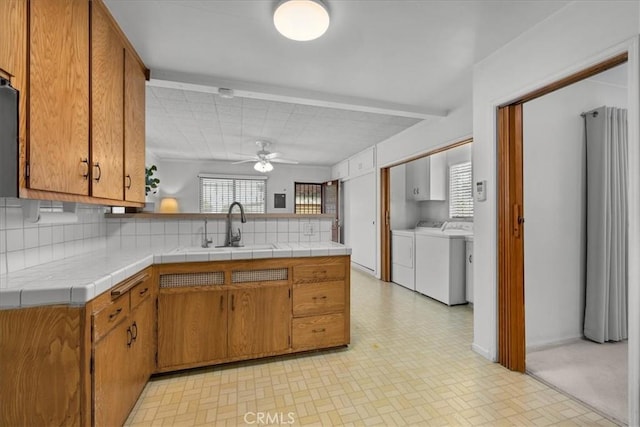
[
  {"xmin": 254, "ymin": 161, "xmax": 274, "ymax": 173},
  {"xmin": 273, "ymin": 0, "xmax": 330, "ymax": 41}
]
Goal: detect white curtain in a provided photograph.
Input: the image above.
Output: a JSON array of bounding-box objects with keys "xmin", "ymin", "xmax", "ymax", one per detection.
[{"xmin": 583, "ymin": 106, "xmax": 628, "ymax": 343}]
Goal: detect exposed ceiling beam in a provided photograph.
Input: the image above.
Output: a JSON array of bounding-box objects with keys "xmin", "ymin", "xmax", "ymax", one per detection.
[{"xmin": 149, "ymin": 69, "xmax": 448, "ymax": 120}]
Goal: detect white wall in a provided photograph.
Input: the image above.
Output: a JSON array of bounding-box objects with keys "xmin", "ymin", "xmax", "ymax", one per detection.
[
  {"xmin": 155, "ymin": 159, "xmax": 331, "ymax": 213},
  {"xmin": 377, "ymin": 103, "xmax": 473, "ymax": 168},
  {"xmin": 472, "ymin": 3, "xmax": 640, "ymax": 422},
  {"xmin": 472, "ymin": 0, "xmax": 639, "ymax": 363},
  {"xmin": 524, "ymin": 76, "xmax": 627, "ymax": 349},
  {"xmin": 390, "ymin": 164, "xmax": 419, "ymax": 230}
]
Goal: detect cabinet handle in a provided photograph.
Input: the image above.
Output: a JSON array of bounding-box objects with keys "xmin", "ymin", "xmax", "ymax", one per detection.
[
  {"xmin": 125, "ymin": 174, "xmax": 132, "ymax": 189},
  {"xmin": 127, "ymin": 327, "xmax": 133, "ymax": 347},
  {"xmin": 469, "ymin": 254, "xmax": 472, "ymax": 263},
  {"xmin": 131, "ymin": 321, "xmax": 138, "ymax": 341},
  {"xmin": 109, "ymin": 307, "xmax": 122, "ymax": 320},
  {"xmin": 220, "ymin": 295, "xmax": 224, "ymax": 311},
  {"xmin": 111, "ymin": 273, "xmax": 150, "ymax": 298},
  {"xmin": 312, "ymin": 296, "xmax": 327, "ymax": 300},
  {"xmin": 93, "ymin": 162, "xmax": 102, "ymax": 182},
  {"xmin": 231, "ymin": 294, "xmax": 235, "ymax": 311},
  {"xmin": 80, "ymin": 158, "xmax": 89, "ymax": 180},
  {"xmin": 312, "ymin": 328, "xmax": 326, "ymax": 333},
  {"xmin": 138, "ymin": 287, "xmax": 149, "ymax": 297}
]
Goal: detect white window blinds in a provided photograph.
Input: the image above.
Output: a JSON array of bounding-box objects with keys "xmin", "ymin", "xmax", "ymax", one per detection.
[
  {"xmin": 199, "ymin": 176, "xmax": 266, "ymax": 213},
  {"xmin": 449, "ymin": 162, "xmax": 473, "ymax": 218}
]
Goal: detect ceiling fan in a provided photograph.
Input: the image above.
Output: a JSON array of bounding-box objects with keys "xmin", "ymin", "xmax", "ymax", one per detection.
[{"xmin": 232, "ymin": 141, "xmax": 299, "ymax": 172}]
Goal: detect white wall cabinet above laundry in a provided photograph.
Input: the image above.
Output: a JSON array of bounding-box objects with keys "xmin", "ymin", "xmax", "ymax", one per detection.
[{"xmin": 405, "ymin": 152, "xmax": 446, "ymax": 201}]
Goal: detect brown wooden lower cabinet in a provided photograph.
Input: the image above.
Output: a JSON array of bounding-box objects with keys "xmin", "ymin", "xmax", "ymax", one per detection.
[
  {"xmin": 0, "ymin": 305, "xmax": 83, "ymax": 426},
  {"xmin": 158, "ymin": 288, "xmax": 228, "ymax": 370},
  {"xmin": 228, "ymin": 283, "xmax": 290, "ymax": 358},
  {"xmin": 0, "ymin": 256, "xmax": 350, "ymax": 426},
  {"xmin": 93, "ymin": 312, "xmax": 135, "ymax": 427},
  {"xmin": 91, "ymin": 269, "xmax": 155, "ymax": 426},
  {"xmin": 156, "ymin": 256, "xmax": 350, "ymax": 373}
]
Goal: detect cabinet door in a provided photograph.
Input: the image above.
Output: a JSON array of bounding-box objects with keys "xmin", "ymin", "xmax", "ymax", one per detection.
[
  {"xmin": 130, "ymin": 295, "xmax": 154, "ymax": 400},
  {"xmin": 228, "ymin": 283, "xmax": 290, "ymax": 358},
  {"xmin": 0, "ymin": 0, "xmax": 25, "ymax": 79},
  {"xmin": 29, "ymin": 0, "xmax": 90, "ymax": 195},
  {"xmin": 429, "ymin": 151, "xmax": 447, "ymax": 201},
  {"xmin": 157, "ymin": 289, "xmax": 227, "ymax": 369},
  {"xmin": 407, "ymin": 156, "xmax": 430, "ymax": 201},
  {"xmin": 91, "ymin": 0, "xmax": 124, "ymax": 200},
  {"xmin": 123, "ymin": 49, "xmax": 146, "ymax": 203},
  {"xmin": 93, "ymin": 317, "xmax": 133, "ymax": 427}
]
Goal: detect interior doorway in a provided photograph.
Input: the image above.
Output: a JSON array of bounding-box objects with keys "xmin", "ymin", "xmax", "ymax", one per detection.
[
  {"xmin": 379, "ymin": 137, "xmax": 473, "ymax": 283},
  {"xmin": 496, "ymin": 52, "xmax": 628, "ymax": 373}
]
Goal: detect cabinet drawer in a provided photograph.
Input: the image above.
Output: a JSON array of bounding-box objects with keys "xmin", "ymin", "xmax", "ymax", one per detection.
[
  {"xmin": 293, "ymin": 281, "xmax": 345, "ymax": 317},
  {"xmin": 93, "ymin": 295, "xmax": 129, "ymax": 342},
  {"xmin": 293, "ymin": 263, "xmax": 345, "ymax": 283},
  {"xmin": 292, "ymin": 313, "xmax": 345, "ymax": 350},
  {"xmin": 130, "ymin": 276, "xmax": 152, "ymax": 310}
]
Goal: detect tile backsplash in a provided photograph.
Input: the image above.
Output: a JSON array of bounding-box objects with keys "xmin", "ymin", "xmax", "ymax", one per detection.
[
  {"xmin": 106, "ymin": 217, "xmax": 333, "ymax": 251},
  {"xmin": 0, "ymin": 196, "xmax": 334, "ymax": 275},
  {"xmin": 0, "ymin": 198, "xmax": 107, "ymax": 274}
]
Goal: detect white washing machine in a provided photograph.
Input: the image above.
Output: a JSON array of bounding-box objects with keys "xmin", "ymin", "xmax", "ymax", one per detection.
[{"xmin": 414, "ymin": 221, "xmax": 473, "ymax": 305}]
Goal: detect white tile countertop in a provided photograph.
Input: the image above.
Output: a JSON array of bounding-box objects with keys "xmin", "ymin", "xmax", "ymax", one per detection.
[{"xmin": 0, "ymin": 242, "xmax": 351, "ymax": 309}]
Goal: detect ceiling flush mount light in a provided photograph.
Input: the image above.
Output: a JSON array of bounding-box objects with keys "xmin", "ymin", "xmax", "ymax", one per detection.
[
  {"xmin": 273, "ymin": 0, "xmax": 330, "ymax": 41},
  {"xmin": 254, "ymin": 160, "xmax": 274, "ymax": 173}
]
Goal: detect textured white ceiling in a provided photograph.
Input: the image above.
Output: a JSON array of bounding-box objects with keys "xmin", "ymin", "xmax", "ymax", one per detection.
[
  {"xmin": 147, "ymin": 85, "xmax": 423, "ymax": 164},
  {"xmin": 105, "ymin": 0, "xmax": 571, "ymax": 165}
]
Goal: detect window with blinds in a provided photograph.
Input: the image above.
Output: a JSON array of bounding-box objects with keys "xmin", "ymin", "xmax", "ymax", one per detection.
[
  {"xmin": 199, "ymin": 176, "xmax": 266, "ymax": 213},
  {"xmin": 449, "ymin": 162, "xmax": 474, "ymax": 218},
  {"xmin": 295, "ymin": 183, "xmax": 322, "ymax": 214}
]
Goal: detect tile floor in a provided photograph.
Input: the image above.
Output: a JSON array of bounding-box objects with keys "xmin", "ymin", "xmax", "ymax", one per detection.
[{"xmin": 125, "ymin": 269, "xmax": 617, "ymax": 426}]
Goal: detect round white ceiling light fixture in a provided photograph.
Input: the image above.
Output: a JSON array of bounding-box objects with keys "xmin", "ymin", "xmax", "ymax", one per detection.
[
  {"xmin": 254, "ymin": 160, "xmax": 274, "ymax": 173},
  {"xmin": 273, "ymin": 0, "xmax": 330, "ymax": 41}
]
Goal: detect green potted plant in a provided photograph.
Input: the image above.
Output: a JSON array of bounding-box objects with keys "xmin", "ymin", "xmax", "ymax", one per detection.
[
  {"xmin": 143, "ymin": 165, "xmax": 160, "ymax": 212},
  {"xmin": 145, "ymin": 165, "xmax": 160, "ymax": 196}
]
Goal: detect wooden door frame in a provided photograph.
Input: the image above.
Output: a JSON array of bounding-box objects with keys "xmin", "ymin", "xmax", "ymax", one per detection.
[
  {"xmin": 380, "ymin": 137, "xmax": 473, "ymax": 283},
  {"xmin": 496, "ymin": 52, "xmax": 627, "ymax": 372}
]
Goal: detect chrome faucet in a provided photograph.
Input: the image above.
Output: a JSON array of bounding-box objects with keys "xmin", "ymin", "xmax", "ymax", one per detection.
[
  {"xmin": 225, "ymin": 202, "xmax": 247, "ymax": 247},
  {"xmin": 202, "ymin": 219, "xmax": 213, "ymax": 248}
]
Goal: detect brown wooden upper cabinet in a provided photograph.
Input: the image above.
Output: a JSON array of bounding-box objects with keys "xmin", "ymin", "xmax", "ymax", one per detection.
[
  {"xmin": 9, "ymin": 0, "xmax": 148, "ymax": 206},
  {"xmin": 0, "ymin": 1, "xmax": 26, "ymax": 80},
  {"xmin": 124, "ymin": 49, "xmax": 147, "ymax": 203},
  {"xmin": 29, "ymin": 0, "xmax": 91, "ymax": 196},
  {"xmin": 91, "ymin": 0, "xmax": 125, "ymax": 201}
]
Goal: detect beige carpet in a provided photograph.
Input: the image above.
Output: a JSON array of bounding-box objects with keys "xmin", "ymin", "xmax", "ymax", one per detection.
[{"xmin": 527, "ymin": 339, "xmax": 628, "ymax": 425}]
